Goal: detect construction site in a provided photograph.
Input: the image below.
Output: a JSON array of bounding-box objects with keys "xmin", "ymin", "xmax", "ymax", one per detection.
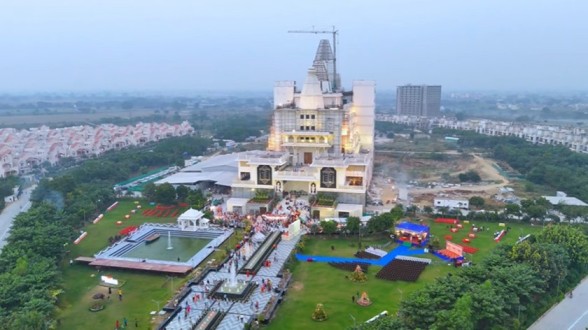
[{"xmin": 369, "ymin": 144, "xmax": 517, "ymax": 209}]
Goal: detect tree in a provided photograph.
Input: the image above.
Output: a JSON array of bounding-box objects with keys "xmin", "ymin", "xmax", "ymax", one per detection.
[
  {"xmin": 505, "ymin": 204, "xmax": 521, "ymax": 216},
  {"xmin": 431, "ymin": 293, "xmax": 474, "ymax": 330},
  {"xmin": 321, "ymin": 220, "xmax": 337, "ymax": 235},
  {"xmin": 175, "ymin": 185, "xmax": 189, "ymax": 202},
  {"xmin": 470, "ymin": 281, "xmax": 508, "ymax": 329},
  {"xmin": 390, "ymin": 205, "xmax": 404, "ymax": 221},
  {"xmin": 458, "ymin": 170, "xmax": 481, "ymax": 183},
  {"xmin": 468, "ymin": 196, "xmax": 485, "ymax": 209},
  {"xmin": 536, "ymin": 225, "xmax": 588, "ymax": 266},
  {"xmin": 345, "ymin": 216, "xmax": 360, "ymax": 235},
  {"xmin": 187, "ymin": 190, "xmax": 206, "ymax": 209},
  {"xmin": 423, "ymin": 206, "xmax": 433, "ymax": 215},
  {"xmin": 155, "ymin": 183, "xmax": 176, "ymax": 205},
  {"xmin": 142, "ymin": 182, "xmax": 157, "ymax": 201}
]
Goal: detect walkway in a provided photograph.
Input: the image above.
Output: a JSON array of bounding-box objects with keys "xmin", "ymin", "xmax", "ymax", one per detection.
[
  {"xmin": 0, "ymin": 185, "xmax": 35, "ymax": 251},
  {"xmin": 295, "ymin": 245, "xmax": 426, "ymax": 266},
  {"xmin": 528, "ymin": 275, "xmax": 588, "ymax": 330},
  {"xmin": 89, "ymin": 259, "xmax": 193, "ymax": 275}
]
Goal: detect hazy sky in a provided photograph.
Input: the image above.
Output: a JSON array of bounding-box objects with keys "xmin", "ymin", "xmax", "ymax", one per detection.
[{"xmin": 1, "ymin": 0, "xmax": 587, "ymax": 92}]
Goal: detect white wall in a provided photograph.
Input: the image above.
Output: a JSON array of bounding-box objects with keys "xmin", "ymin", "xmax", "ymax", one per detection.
[{"xmin": 434, "ymin": 198, "xmax": 469, "ymax": 209}]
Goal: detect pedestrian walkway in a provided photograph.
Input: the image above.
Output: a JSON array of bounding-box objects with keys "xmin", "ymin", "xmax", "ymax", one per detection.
[
  {"xmin": 162, "ymin": 231, "xmax": 303, "ymax": 330},
  {"xmin": 295, "ymin": 245, "xmax": 426, "ymax": 266}
]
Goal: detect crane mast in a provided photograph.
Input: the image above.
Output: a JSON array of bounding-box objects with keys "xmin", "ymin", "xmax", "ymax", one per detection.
[{"xmin": 288, "ymin": 26, "xmax": 339, "ymax": 91}]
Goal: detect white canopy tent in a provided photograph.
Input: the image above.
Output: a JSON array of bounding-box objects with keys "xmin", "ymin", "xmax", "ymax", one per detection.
[{"xmin": 177, "ymin": 208, "xmax": 210, "ymax": 231}]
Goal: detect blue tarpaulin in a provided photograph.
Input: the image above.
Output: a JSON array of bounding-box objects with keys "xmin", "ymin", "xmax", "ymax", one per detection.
[{"xmin": 395, "ymin": 221, "xmax": 430, "ymax": 234}]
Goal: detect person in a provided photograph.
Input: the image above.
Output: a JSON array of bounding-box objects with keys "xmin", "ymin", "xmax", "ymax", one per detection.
[
  {"xmin": 352, "ymin": 295, "xmax": 355, "ymax": 303},
  {"xmin": 569, "ymin": 291, "xmax": 573, "ymax": 298},
  {"xmin": 108, "ymin": 287, "xmax": 112, "ymax": 294},
  {"xmin": 115, "ymin": 320, "xmax": 120, "ymax": 330},
  {"xmin": 135, "ymin": 319, "xmax": 138, "ymax": 327},
  {"xmin": 123, "ymin": 317, "xmax": 127, "ymax": 328},
  {"xmin": 118, "ymin": 289, "xmax": 123, "ymax": 301}
]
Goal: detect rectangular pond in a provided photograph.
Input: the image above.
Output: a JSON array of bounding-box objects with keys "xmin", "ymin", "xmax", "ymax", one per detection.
[{"xmin": 122, "ymin": 236, "xmax": 212, "ymax": 262}]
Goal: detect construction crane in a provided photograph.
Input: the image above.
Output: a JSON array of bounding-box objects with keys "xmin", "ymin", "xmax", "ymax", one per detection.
[{"xmin": 288, "ymin": 26, "xmax": 339, "ymax": 91}]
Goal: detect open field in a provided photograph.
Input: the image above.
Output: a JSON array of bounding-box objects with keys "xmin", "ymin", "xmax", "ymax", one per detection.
[
  {"xmin": 57, "ymin": 200, "xmax": 239, "ymax": 330},
  {"xmin": 269, "ymin": 220, "xmax": 542, "ymax": 329},
  {"xmin": 0, "ymin": 109, "xmax": 158, "ymax": 127}
]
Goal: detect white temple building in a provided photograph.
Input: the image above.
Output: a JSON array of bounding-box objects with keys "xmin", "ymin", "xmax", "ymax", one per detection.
[{"xmin": 229, "ymin": 39, "xmax": 376, "ymax": 218}]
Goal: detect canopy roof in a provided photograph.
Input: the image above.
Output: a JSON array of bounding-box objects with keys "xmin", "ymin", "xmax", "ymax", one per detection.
[
  {"xmin": 178, "ymin": 208, "xmax": 204, "ymax": 221},
  {"xmin": 395, "ymin": 221, "xmax": 430, "ymax": 234}
]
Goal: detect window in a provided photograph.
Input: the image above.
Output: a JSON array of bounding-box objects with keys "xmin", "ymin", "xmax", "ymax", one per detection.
[
  {"xmin": 257, "ymin": 165, "xmax": 272, "ymax": 185},
  {"xmin": 306, "ymin": 126, "xmax": 310, "ymax": 130},
  {"xmin": 311, "ymin": 114, "xmax": 315, "ymax": 119},
  {"xmin": 306, "ymin": 114, "xmax": 310, "ymax": 119},
  {"xmin": 320, "ymin": 167, "xmax": 337, "ymax": 188},
  {"xmin": 240, "ymin": 172, "xmax": 251, "ymax": 181},
  {"xmin": 300, "ymin": 126, "xmax": 304, "ymax": 131},
  {"xmin": 300, "ymin": 114, "xmax": 304, "ymax": 119},
  {"xmin": 311, "ymin": 126, "xmax": 315, "ymax": 130}
]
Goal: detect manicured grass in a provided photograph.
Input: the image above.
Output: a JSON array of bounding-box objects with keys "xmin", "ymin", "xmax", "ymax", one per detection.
[
  {"xmin": 302, "ymin": 235, "xmax": 390, "ymax": 258},
  {"xmin": 269, "ymin": 220, "xmax": 543, "ymax": 329},
  {"xmin": 57, "ymin": 200, "xmax": 239, "ymax": 330},
  {"xmin": 424, "ymin": 218, "xmax": 542, "ymax": 261}
]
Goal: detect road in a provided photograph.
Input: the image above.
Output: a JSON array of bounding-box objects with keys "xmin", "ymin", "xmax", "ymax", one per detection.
[
  {"xmin": 528, "ymin": 275, "xmax": 588, "ymax": 330},
  {"xmin": 0, "ymin": 185, "xmax": 35, "ymax": 250}
]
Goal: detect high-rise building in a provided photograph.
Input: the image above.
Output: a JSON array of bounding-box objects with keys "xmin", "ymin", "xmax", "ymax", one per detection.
[
  {"xmin": 396, "ymin": 85, "xmax": 441, "ymax": 117},
  {"xmin": 231, "ymin": 39, "xmax": 376, "ymax": 218}
]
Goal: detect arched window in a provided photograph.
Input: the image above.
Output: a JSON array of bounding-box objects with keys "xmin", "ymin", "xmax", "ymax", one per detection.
[
  {"xmin": 320, "ymin": 167, "xmax": 336, "ymax": 188},
  {"xmin": 257, "ymin": 165, "xmax": 272, "ymax": 185}
]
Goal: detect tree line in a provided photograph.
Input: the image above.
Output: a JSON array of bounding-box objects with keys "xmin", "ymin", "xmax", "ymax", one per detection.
[
  {"xmin": 0, "ymin": 135, "xmax": 212, "ymax": 328},
  {"xmin": 0, "ymin": 176, "xmax": 19, "ymax": 211},
  {"xmin": 357, "ymin": 225, "xmax": 588, "ymax": 330},
  {"xmin": 433, "ymin": 128, "xmax": 588, "ymax": 202}
]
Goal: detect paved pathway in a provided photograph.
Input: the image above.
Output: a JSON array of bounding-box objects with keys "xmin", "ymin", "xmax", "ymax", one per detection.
[
  {"xmin": 163, "ymin": 231, "xmax": 303, "ymax": 330},
  {"xmin": 528, "ymin": 275, "xmax": 588, "ymax": 330},
  {"xmin": 295, "ymin": 245, "xmax": 426, "ymax": 266},
  {"xmin": 0, "ymin": 185, "xmax": 35, "ymax": 250}
]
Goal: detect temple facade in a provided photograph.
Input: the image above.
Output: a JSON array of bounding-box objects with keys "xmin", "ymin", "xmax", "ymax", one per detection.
[{"xmin": 231, "ymin": 40, "xmax": 375, "ymax": 218}]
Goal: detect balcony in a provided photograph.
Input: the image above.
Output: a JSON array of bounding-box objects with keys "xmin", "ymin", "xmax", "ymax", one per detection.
[
  {"xmin": 345, "ymin": 170, "xmax": 365, "ymax": 177},
  {"xmin": 274, "ymin": 169, "xmax": 317, "ymax": 181},
  {"xmin": 281, "ymin": 141, "xmax": 331, "ymax": 148},
  {"xmin": 238, "ymin": 151, "xmax": 288, "ymax": 165}
]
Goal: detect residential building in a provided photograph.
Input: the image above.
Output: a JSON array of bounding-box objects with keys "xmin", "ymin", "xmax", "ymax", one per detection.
[
  {"xmin": 434, "ymin": 197, "xmax": 469, "ymax": 209},
  {"xmin": 376, "ymin": 115, "xmax": 588, "ymax": 154},
  {"xmin": 0, "ymin": 121, "xmax": 194, "ymax": 178},
  {"xmin": 396, "ymin": 85, "xmax": 442, "ymax": 117}
]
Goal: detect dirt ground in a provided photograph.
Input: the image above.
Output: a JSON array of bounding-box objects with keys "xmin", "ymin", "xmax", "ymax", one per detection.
[
  {"xmin": 291, "ymin": 281, "xmax": 304, "ymax": 291},
  {"xmin": 372, "ymin": 152, "xmax": 510, "ymax": 207}
]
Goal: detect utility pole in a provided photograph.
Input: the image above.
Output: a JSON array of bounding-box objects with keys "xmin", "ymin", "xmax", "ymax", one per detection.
[
  {"xmin": 288, "ymin": 26, "xmax": 339, "ymax": 91},
  {"xmin": 349, "ymin": 314, "xmax": 357, "ymax": 329}
]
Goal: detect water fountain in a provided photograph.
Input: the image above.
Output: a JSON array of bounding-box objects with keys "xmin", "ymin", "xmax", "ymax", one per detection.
[
  {"xmin": 212, "ymin": 258, "xmax": 256, "ymax": 300},
  {"xmin": 166, "ymin": 231, "xmax": 173, "ymax": 250}
]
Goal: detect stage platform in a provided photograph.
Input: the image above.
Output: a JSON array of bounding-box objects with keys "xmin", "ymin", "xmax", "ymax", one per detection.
[{"xmin": 89, "ymin": 259, "xmax": 192, "ymax": 275}]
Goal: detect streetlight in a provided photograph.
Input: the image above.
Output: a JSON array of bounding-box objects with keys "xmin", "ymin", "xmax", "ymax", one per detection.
[
  {"xmin": 349, "ymin": 314, "xmax": 357, "ymax": 329},
  {"xmin": 152, "ymin": 299, "xmax": 163, "ymax": 312}
]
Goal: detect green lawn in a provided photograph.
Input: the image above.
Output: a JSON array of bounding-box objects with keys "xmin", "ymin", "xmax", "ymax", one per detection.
[
  {"xmin": 57, "ymin": 200, "xmax": 240, "ymax": 330},
  {"xmin": 269, "ymin": 220, "xmax": 542, "ymax": 329}
]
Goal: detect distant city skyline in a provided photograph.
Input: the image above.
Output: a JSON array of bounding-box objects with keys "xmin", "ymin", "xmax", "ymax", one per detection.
[{"xmin": 1, "ymin": 0, "xmax": 587, "ymax": 92}]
